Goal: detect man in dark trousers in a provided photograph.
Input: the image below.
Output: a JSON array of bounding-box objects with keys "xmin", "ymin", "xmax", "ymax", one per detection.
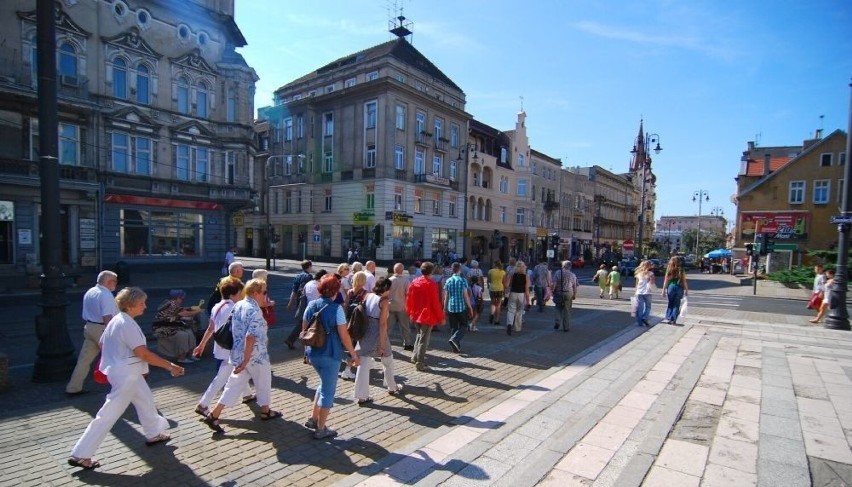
[
  {"xmin": 406, "ymin": 262, "xmax": 445, "ymax": 371},
  {"xmin": 443, "ymin": 262, "xmax": 473, "ymax": 353},
  {"xmin": 285, "ymin": 260, "xmax": 314, "ymax": 349}
]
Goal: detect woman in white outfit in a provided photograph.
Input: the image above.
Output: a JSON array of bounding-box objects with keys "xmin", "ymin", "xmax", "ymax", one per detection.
[
  {"xmin": 69, "ymin": 287, "xmax": 185, "ymax": 470},
  {"xmin": 192, "ymin": 279, "xmax": 254, "ymax": 416},
  {"xmin": 353, "ymin": 276, "xmax": 402, "ymax": 405},
  {"xmin": 204, "ymin": 279, "xmax": 280, "ymax": 433},
  {"xmin": 634, "ymin": 260, "xmax": 655, "ymax": 328}
]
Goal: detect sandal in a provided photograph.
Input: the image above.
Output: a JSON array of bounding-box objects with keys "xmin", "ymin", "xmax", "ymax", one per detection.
[
  {"xmin": 68, "ymin": 457, "xmax": 101, "ymax": 470},
  {"xmin": 357, "ymin": 398, "xmax": 374, "ymax": 407},
  {"xmin": 203, "ymin": 413, "xmax": 224, "ymax": 433},
  {"xmin": 242, "ymin": 394, "xmax": 257, "ymax": 404},
  {"xmin": 145, "ymin": 433, "xmax": 171, "ymax": 446},
  {"xmin": 259, "ymin": 410, "xmax": 283, "ymax": 420},
  {"xmin": 194, "ymin": 405, "xmax": 209, "ymax": 417},
  {"xmin": 388, "ymin": 384, "xmax": 404, "ymax": 396}
]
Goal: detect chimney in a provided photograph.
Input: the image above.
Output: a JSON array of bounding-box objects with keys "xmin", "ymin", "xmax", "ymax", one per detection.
[{"xmin": 764, "ymin": 154, "xmax": 771, "ymax": 175}]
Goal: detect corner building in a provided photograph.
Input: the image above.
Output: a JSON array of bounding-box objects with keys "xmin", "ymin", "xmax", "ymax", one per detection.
[{"xmin": 257, "ymin": 35, "xmax": 469, "ymax": 263}]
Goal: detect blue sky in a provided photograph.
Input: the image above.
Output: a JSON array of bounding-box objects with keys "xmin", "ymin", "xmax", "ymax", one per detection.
[{"xmin": 235, "ymin": 0, "xmax": 852, "ymax": 227}]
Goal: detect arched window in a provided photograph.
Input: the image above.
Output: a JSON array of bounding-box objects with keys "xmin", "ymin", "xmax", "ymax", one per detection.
[
  {"xmin": 176, "ymin": 76, "xmax": 189, "ymax": 113},
  {"xmin": 113, "ymin": 58, "xmax": 127, "ymax": 99},
  {"xmin": 136, "ymin": 64, "xmax": 150, "ymax": 104},
  {"xmin": 196, "ymin": 81, "xmax": 208, "ymax": 118},
  {"xmin": 58, "ymin": 42, "xmax": 77, "ymax": 79}
]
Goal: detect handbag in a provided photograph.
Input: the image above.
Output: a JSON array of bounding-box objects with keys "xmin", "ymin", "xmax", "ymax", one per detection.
[
  {"xmin": 679, "ymin": 296, "xmax": 689, "ymax": 318},
  {"xmin": 261, "ymin": 305, "xmax": 277, "ymax": 326},
  {"xmin": 630, "ymin": 295, "xmax": 638, "ymax": 317},
  {"xmin": 93, "ymin": 357, "xmax": 108, "ymax": 385},
  {"xmin": 213, "ymin": 313, "xmax": 234, "ymax": 350},
  {"xmin": 807, "ymin": 292, "xmax": 822, "ymax": 310},
  {"xmin": 300, "ymin": 303, "xmax": 329, "ymax": 348}
]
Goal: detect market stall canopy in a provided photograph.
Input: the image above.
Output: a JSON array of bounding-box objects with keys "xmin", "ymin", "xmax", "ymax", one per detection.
[{"xmin": 704, "ymin": 248, "xmax": 732, "ymax": 259}]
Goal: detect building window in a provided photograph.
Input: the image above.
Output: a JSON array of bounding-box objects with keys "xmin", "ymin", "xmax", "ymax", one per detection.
[
  {"xmin": 176, "ymin": 76, "xmax": 189, "ymax": 114},
  {"xmin": 226, "ymin": 86, "xmax": 236, "ymax": 122},
  {"xmin": 59, "ymin": 123, "xmax": 79, "ymax": 166},
  {"xmin": 820, "ymin": 153, "xmax": 832, "ymax": 167},
  {"xmin": 450, "ymin": 125, "xmax": 459, "ymax": 148},
  {"xmin": 415, "ymin": 149, "xmax": 425, "ymax": 174},
  {"xmin": 136, "ymin": 64, "xmax": 150, "ymax": 104},
  {"xmin": 137, "ymin": 138, "xmax": 151, "ymax": 174},
  {"xmin": 366, "ymin": 188, "xmax": 375, "ymax": 210},
  {"xmin": 518, "ymin": 154, "xmax": 526, "ymax": 167},
  {"xmin": 841, "ymin": 152, "xmax": 847, "ymax": 166},
  {"xmin": 500, "ymin": 206, "xmax": 507, "ymax": 224},
  {"xmin": 365, "ymin": 144, "xmax": 376, "ymax": 168},
  {"xmin": 58, "ymin": 42, "xmax": 78, "ymax": 81},
  {"xmin": 788, "ymin": 180, "xmax": 805, "ymax": 204},
  {"xmin": 434, "ymin": 118, "xmax": 443, "ymax": 140},
  {"xmin": 394, "ymin": 187, "xmax": 404, "ymax": 210},
  {"xmin": 449, "ymin": 196, "xmax": 456, "ymax": 217},
  {"xmin": 119, "ymin": 210, "xmax": 203, "ymax": 257},
  {"xmin": 414, "ymin": 191, "xmax": 423, "ymax": 214},
  {"xmin": 112, "ymin": 133, "xmax": 129, "ymax": 172},
  {"xmin": 366, "ymin": 70, "xmax": 379, "ymax": 81},
  {"xmin": 112, "ymin": 133, "xmax": 151, "ymax": 174},
  {"xmin": 196, "ymin": 82, "xmax": 208, "ymax": 118},
  {"xmin": 500, "ymin": 177, "xmax": 509, "ymax": 193},
  {"xmin": 814, "ymin": 180, "xmax": 830, "ymax": 204},
  {"xmin": 113, "ymin": 58, "xmax": 127, "ymax": 99},
  {"xmin": 395, "ymin": 104, "xmax": 406, "ymax": 130},
  {"xmin": 517, "ymin": 179, "xmax": 528, "ymax": 196},
  {"xmin": 516, "ymin": 208, "xmax": 525, "ymax": 225},
  {"xmin": 395, "ymin": 73, "xmax": 405, "ymax": 83},
  {"xmin": 324, "ymin": 191, "xmax": 333, "ymax": 212},
  {"xmin": 450, "ymin": 159, "xmax": 457, "ymax": 180},
  {"xmin": 225, "ymin": 151, "xmax": 236, "ymax": 184},
  {"xmin": 297, "ymin": 114, "xmax": 304, "ymax": 139},
  {"xmin": 284, "ymin": 155, "xmax": 293, "ymax": 175},
  {"xmin": 416, "ymin": 112, "xmax": 426, "ymax": 134},
  {"xmin": 394, "ymin": 145, "xmax": 405, "ymax": 170},
  {"xmin": 432, "ymin": 193, "xmax": 441, "ymax": 215},
  {"xmin": 323, "ymin": 151, "xmax": 333, "ymax": 173},
  {"xmin": 365, "ymin": 101, "xmax": 378, "ymax": 129},
  {"xmin": 345, "ymin": 77, "xmax": 356, "ymax": 88},
  {"xmin": 323, "ymin": 112, "xmax": 334, "ymax": 136},
  {"xmin": 175, "ymin": 144, "xmax": 209, "ymax": 182},
  {"xmin": 325, "ymin": 84, "xmax": 335, "ymax": 93},
  {"xmin": 500, "ymin": 147, "xmax": 508, "ymax": 163},
  {"xmin": 432, "ymin": 155, "xmax": 442, "ymax": 175},
  {"xmin": 284, "ymin": 190, "xmax": 292, "ymax": 213},
  {"xmin": 284, "ymin": 118, "xmax": 293, "ymax": 141}
]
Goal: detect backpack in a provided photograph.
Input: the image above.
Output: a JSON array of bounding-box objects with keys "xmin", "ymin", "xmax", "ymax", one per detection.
[{"xmin": 347, "ymin": 302, "xmax": 368, "ymax": 343}]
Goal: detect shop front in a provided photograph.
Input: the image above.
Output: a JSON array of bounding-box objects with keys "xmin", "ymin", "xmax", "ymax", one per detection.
[
  {"xmin": 341, "ymin": 210, "xmax": 376, "ymax": 261},
  {"xmin": 430, "ymin": 227, "xmax": 458, "ymax": 265},
  {"xmin": 387, "ymin": 211, "xmax": 423, "ymax": 262}
]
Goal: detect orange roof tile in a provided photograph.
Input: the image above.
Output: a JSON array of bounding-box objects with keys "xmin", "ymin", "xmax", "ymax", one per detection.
[{"xmin": 745, "ymin": 156, "xmax": 792, "ymax": 177}]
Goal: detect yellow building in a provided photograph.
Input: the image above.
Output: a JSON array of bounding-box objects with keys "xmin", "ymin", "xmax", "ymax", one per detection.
[{"xmin": 735, "ymin": 130, "xmax": 847, "ymax": 271}]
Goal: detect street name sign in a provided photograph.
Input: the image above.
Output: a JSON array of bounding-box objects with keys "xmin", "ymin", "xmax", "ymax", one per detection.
[{"xmin": 830, "ymin": 215, "xmax": 852, "ymax": 224}]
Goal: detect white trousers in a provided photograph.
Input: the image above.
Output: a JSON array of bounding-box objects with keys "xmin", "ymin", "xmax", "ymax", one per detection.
[
  {"xmin": 353, "ymin": 356, "xmax": 398, "ymax": 401},
  {"xmin": 506, "ymin": 292, "xmax": 526, "ymax": 331},
  {"xmin": 218, "ymin": 361, "xmax": 271, "ymax": 408},
  {"xmin": 71, "ymin": 371, "xmax": 169, "ymax": 459},
  {"xmin": 198, "ymin": 360, "xmax": 253, "ymax": 408},
  {"xmin": 66, "ymin": 323, "xmax": 105, "ymax": 393}
]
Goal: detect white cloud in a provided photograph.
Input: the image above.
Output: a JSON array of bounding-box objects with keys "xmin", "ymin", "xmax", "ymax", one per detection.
[{"xmin": 572, "ymin": 20, "xmax": 738, "ymax": 60}]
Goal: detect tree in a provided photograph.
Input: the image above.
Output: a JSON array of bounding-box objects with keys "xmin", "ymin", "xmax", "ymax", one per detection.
[{"xmin": 682, "ymin": 229, "xmax": 726, "ymax": 256}]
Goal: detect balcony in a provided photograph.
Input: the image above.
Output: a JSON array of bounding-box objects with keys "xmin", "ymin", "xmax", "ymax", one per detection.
[
  {"xmin": 416, "ymin": 132, "xmax": 431, "ymax": 146},
  {"xmin": 415, "ymin": 173, "xmax": 459, "ymax": 191},
  {"xmin": 394, "ymin": 169, "xmax": 408, "ymax": 181},
  {"xmin": 434, "ymin": 138, "xmax": 448, "ymax": 152},
  {"xmin": 544, "ymin": 200, "xmax": 560, "ymax": 211}
]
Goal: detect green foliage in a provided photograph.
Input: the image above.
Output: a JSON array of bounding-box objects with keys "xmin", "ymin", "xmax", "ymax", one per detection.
[
  {"xmin": 767, "ymin": 265, "xmax": 815, "ymax": 286},
  {"xmin": 681, "ymin": 228, "xmax": 726, "ymax": 256}
]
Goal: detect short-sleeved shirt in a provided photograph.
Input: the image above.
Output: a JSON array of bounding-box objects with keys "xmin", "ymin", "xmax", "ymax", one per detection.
[
  {"xmin": 229, "ymin": 297, "xmax": 269, "ymax": 366},
  {"xmin": 533, "ymin": 264, "xmax": 551, "ymax": 287},
  {"xmin": 99, "ymin": 312, "xmax": 147, "ymax": 376},
  {"xmin": 291, "ymin": 271, "xmax": 313, "ymax": 297},
  {"xmin": 304, "ymin": 279, "xmax": 321, "ymax": 302},
  {"xmin": 304, "ymin": 299, "xmax": 347, "ymax": 360},
  {"xmin": 364, "ymin": 271, "xmax": 376, "ymax": 293},
  {"xmin": 609, "ymin": 271, "xmax": 622, "ymax": 285},
  {"xmin": 813, "ymin": 274, "xmax": 826, "ymax": 293},
  {"xmin": 444, "ymin": 274, "xmax": 469, "ymax": 313},
  {"xmin": 210, "ymin": 298, "xmax": 237, "ymax": 361},
  {"xmin": 635, "ymin": 272, "xmax": 654, "ymax": 295},
  {"xmin": 553, "ymin": 269, "xmax": 579, "ymax": 297},
  {"xmin": 389, "ymin": 274, "xmax": 409, "ymax": 312},
  {"xmin": 488, "ymin": 269, "xmax": 506, "ymax": 292},
  {"xmin": 81, "ymin": 284, "xmax": 119, "ymax": 324},
  {"xmin": 154, "ymin": 299, "xmax": 183, "ymax": 325}
]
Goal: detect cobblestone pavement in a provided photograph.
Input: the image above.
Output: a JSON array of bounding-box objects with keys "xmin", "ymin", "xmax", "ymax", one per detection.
[{"xmin": 2, "ymin": 265, "xmax": 849, "ymax": 486}]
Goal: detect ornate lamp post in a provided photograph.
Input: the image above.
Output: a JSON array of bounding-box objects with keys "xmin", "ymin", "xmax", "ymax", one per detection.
[
  {"xmin": 692, "ymin": 190, "xmax": 710, "ymax": 259},
  {"xmin": 456, "ymin": 142, "xmax": 478, "ymax": 259},
  {"xmin": 631, "ymin": 130, "xmax": 662, "ymax": 260}
]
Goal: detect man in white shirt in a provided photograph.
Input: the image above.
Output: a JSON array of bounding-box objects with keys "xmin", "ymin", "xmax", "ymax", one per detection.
[
  {"xmin": 303, "ymin": 269, "xmax": 327, "ymax": 304},
  {"xmin": 66, "ymin": 270, "xmax": 120, "ymax": 395},
  {"xmin": 388, "ymin": 263, "xmax": 412, "ymax": 350},
  {"xmin": 364, "ymin": 261, "xmax": 377, "ymax": 293}
]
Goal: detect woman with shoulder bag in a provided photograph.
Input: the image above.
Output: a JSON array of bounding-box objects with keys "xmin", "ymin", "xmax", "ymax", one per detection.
[
  {"xmin": 353, "ymin": 276, "xmax": 402, "ymax": 406},
  {"xmin": 302, "ymin": 274, "xmax": 360, "ymax": 439},
  {"xmin": 662, "ymin": 256, "xmax": 688, "ymax": 325}
]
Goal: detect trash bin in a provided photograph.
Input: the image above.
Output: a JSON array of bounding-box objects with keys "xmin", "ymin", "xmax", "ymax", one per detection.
[{"xmin": 115, "ymin": 261, "xmax": 130, "ymax": 285}]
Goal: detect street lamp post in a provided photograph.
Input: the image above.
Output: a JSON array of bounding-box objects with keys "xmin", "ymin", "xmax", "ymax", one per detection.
[
  {"xmin": 594, "ymin": 194, "xmax": 605, "ymax": 260},
  {"xmin": 631, "ymin": 131, "xmax": 662, "ymax": 261},
  {"xmin": 264, "ymin": 154, "xmax": 304, "ymax": 271},
  {"xmin": 456, "ymin": 142, "xmax": 478, "ymax": 260},
  {"xmin": 692, "ymin": 190, "xmax": 710, "ymax": 261}
]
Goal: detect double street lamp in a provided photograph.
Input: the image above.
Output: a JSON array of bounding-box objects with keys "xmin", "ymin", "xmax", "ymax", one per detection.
[
  {"xmin": 264, "ymin": 153, "xmax": 304, "ymax": 270},
  {"xmin": 693, "ymin": 190, "xmax": 710, "ymax": 259},
  {"xmin": 631, "ymin": 130, "xmax": 662, "ymax": 260},
  {"xmin": 456, "ymin": 143, "xmax": 478, "ymax": 259}
]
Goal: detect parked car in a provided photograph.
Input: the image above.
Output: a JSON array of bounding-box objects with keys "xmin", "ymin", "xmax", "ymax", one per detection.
[
  {"xmin": 570, "ymin": 256, "xmax": 585, "ymax": 268},
  {"xmin": 619, "ymin": 257, "xmax": 638, "ymax": 275},
  {"xmin": 650, "ymin": 258, "xmax": 664, "ymax": 275}
]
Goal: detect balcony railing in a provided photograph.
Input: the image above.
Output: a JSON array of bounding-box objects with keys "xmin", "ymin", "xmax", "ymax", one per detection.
[
  {"xmin": 434, "ymin": 139, "xmax": 447, "ymax": 152},
  {"xmin": 415, "ymin": 173, "xmax": 459, "ymax": 190},
  {"xmin": 394, "ymin": 169, "xmax": 408, "ymax": 181},
  {"xmin": 544, "ymin": 200, "xmax": 560, "ymax": 211},
  {"xmin": 415, "ymin": 133, "xmax": 430, "ymax": 145}
]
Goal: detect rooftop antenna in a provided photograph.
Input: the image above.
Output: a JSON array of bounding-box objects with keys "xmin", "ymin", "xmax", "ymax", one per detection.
[
  {"xmin": 754, "ymin": 132, "xmax": 762, "ymax": 147},
  {"xmin": 388, "ymin": 0, "xmax": 413, "ymax": 40},
  {"xmin": 519, "ymin": 95, "xmax": 524, "ymax": 112}
]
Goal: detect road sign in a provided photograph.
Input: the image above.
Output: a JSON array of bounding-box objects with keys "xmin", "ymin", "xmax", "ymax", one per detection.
[
  {"xmin": 831, "ymin": 215, "xmax": 852, "ymax": 224},
  {"xmin": 546, "ymin": 249, "xmax": 555, "ymax": 258},
  {"xmin": 312, "ymin": 234, "xmax": 321, "ymax": 242},
  {"xmin": 313, "ymin": 224, "xmax": 321, "ymax": 233},
  {"xmin": 623, "ymin": 240, "xmax": 634, "ymax": 251}
]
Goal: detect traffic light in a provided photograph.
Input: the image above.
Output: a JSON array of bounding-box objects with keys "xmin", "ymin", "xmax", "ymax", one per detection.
[
  {"xmin": 372, "ymin": 224, "xmax": 384, "ymax": 246},
  {"xmin": 764, "ymin": 233, "xmax": 775, "ymax": 254},
  {"xmin": 549, "ymin": 234, "xmax": 559, "ymax": 249}
]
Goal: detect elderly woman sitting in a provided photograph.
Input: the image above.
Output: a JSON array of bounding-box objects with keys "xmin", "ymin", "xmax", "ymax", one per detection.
[{"xmin": 153, "ymin": 289, "xmax": 203, "ymax": 364}]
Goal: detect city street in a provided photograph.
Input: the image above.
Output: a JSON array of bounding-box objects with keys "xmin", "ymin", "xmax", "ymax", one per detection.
[{"xmin": 0, "ymin": 262, "xmax": 849, "ymax": 486}]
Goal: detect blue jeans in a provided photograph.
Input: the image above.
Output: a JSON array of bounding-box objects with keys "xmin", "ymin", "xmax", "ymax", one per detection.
[
  {"xmin": 534, "ymin": 286, "xmax": 547, "ymax": 311},
  {"xmin": 665, "ymin": 284, "xmax": 684, "ymax": 323},
  {"xmin": 310, "ymin": 355, "xmax": 340, "ymax": 409},
  {"xmin": 636, "ymin": 294, "xmax": 652, "ymax": 326},
  {"xmin": 447, "ymin": 311, "xmax": 468, "ymax": 346}
]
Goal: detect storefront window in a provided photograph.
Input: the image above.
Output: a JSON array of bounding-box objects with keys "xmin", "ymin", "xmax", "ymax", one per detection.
[
  {"xmin": 341, "ymin": 225, "xmax": 375, "ymax": 260},
  {"xmin": 430, "ymin": 228, "xmax": 457, "ymax": 264},
  {"xmin": 120, "ymin": 209, "xmax": 203, "ymax": 257},
  {"xmin": 392, "ymin": 225, "xmax": 424, "ymax": 261}
]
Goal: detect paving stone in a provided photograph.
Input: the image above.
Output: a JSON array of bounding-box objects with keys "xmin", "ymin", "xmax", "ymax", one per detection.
[
  {"xmin": 708, "ymin": 436, "xmax": 758, "ymax": 474},
  {"xmin": 642, "ymin": 465, "xmax": 700, "ymax": 487},
  {"xmin": 702, "ymin": 463, "xmax": 757, "ymax": 486},
  {"xmin": 802, "ymin": 431, "xmax": 852, "ymax": 464},
  {"xmin": 758, "ymin": 433, "xmax": 808, "ymax": 468},
  {"xmin": 759, "ymin": 413, "xmax": 802, "ymax": 441},
  {"xmin": 654, "ymin": 438, "xmax": 708, "ymax": 477},
  {"xmin": 809, "ymin": 456, "xmax": 852, "ymax": 487},
  {"xmin": 757, "ymin": 458, "xmax": 810, "ymax": 487},
  {"xmin": 553, "ymin": 442, "xmax": 613, "ymax": 481}
]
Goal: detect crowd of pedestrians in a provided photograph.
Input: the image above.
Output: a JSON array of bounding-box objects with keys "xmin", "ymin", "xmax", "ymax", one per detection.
[{"xmin": 66, "ymin": 253, "xmax": 686, "ymax": 470}]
